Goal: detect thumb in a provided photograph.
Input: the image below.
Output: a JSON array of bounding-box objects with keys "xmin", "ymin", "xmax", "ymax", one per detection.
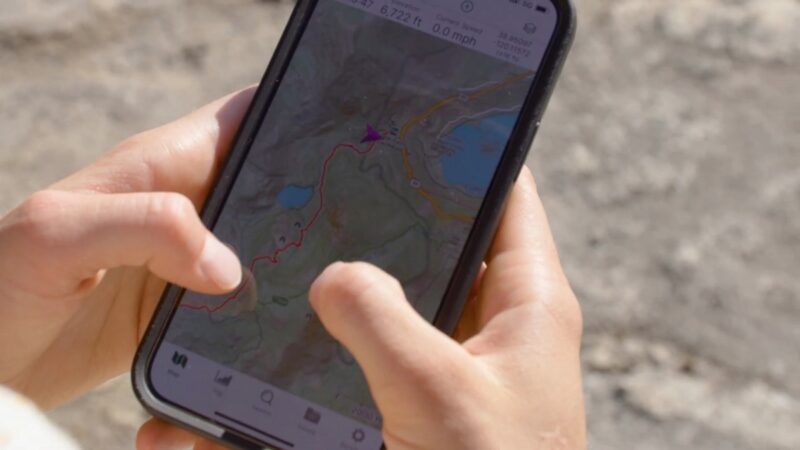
[
  {"xmin": 4, "ymin": 189, "xmax": 241, "ymax": 298},
  {"xmin": 309, "ymin": 262, "xmax": 470, "ymax": 397}
]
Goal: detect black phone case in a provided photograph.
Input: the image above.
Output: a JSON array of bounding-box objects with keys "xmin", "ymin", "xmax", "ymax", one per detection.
[{"xmin": 132, "ymin": 1, "xmax": 576, "ymax": 448}]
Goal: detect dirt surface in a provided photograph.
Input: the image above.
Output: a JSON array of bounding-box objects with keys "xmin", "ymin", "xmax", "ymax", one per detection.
[{"xmin": 1, "ymin": 0, "xmax": 798, "ymax": 449}]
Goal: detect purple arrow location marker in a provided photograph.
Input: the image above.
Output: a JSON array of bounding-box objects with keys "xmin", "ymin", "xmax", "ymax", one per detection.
[{"xmin": 360, "ymin": 124, "xmax": 382, "ymax": 144}]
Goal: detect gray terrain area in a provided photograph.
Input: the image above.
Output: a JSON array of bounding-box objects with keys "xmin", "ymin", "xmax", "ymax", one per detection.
[{"xmin": 0, "ymin": 0, "xmax": 798, "ymax": 449}]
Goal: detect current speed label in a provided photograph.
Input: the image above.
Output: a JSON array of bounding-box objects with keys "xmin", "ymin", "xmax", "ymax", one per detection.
[{"xmin": 431, "ymin": 22, "xmax": 478, "ymax": 48}]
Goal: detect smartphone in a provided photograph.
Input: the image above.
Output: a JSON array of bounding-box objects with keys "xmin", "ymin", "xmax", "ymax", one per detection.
[{"xmin": 133, "ymin": 1, "xmax": 575, "ymax": 449}]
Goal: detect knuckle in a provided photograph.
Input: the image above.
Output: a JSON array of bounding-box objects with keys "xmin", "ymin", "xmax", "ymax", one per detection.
[
  {"xmin": 13, "ymin": 190, "xmax": 70, "ymax": 246},
  {"xmin": 503, "ymin": 262, "xmax": 584, "ymax": 345},
  {"xmin": 145, "ymin": 193, "xmax": 195, "ymax": 232},
  {"xmin": 545, "ymin": 286, "xmax": 584, "ymax": 343},
  {"xmin": 401, "ymin": 351, "xmax": 472, "ymax": 398},
  {"xmin": 143, "ymin": 193, "xmax": 200, "ymax": 253},
  {"xmin": 111, "ymin": 130, "xmax": 150, "ymax": 156}
]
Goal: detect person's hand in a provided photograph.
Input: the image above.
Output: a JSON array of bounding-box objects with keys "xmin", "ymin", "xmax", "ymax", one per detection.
[
  {"xmin": 0, "ymin": 88, "xmax": 256, "ymax": 408},
  {"xmin": 137, "ymin": 168, "xmax": 586, "ymax": 450}
]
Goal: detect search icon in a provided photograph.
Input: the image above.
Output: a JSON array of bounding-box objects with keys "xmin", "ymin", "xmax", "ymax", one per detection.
[{"xmin": 260, "ymin": 389, "xmax": 274, "ymax": 405}]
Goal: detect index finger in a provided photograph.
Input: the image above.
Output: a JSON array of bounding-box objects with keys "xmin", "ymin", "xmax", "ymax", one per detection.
[
  {"xmin": 487, "ymin": 166, "xmax": 562, "ymax": 271},
  {"xmin": 469, "ymin": 166, "xmax": 578, "ymax": 338}
]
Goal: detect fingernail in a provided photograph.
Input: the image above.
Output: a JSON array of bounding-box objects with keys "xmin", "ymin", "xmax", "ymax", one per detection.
[{"xmin": 199, "ymin": 234, "xmax": 242, "ymax": 290}]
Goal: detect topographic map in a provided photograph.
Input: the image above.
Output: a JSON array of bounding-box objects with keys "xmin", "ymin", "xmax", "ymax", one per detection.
[{"xmin": 166, "ymin": 0, "xmax": 533, "ymax": 427}]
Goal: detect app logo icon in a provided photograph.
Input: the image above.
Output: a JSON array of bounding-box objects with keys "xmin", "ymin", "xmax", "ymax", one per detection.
[
  {"xmin": 171, "ymin": 351, "xmax": 188, "ymax": 369},
  {"xmin": 352, "ymin": 428, "xmax": 366, "ymax": 443}
]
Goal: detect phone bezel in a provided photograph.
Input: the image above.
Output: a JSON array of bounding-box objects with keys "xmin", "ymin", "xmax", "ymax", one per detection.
[{"xmin": 133, "ymin": 1, "xmax": 576, "ymax": 448}]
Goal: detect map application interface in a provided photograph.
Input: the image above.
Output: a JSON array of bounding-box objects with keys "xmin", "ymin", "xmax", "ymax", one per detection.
[{"xmin": 151, "ymin": 1, "xmax": 558, "ymax": 448}]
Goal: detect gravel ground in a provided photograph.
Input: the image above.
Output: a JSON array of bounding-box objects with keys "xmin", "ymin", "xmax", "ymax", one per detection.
[{"xmin": 1, "ymin": 0, "xmax": 798, "ymax": 449}]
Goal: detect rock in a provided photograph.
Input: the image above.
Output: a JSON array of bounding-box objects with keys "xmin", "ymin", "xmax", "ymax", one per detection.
[
  {"xmin": 619, "ymin": 370, "xmax": 800, "ymax": 449},
  {"xmin": 584, "ymin": 335, "xmax": 634, "ymax": 373}
]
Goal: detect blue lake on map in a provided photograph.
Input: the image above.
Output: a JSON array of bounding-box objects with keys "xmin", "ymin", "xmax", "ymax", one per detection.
[
  {"xmin": 277, "ymin": 185, "xmax": 314, "ymax": 209},
  {"xmin": 440, "ymin": 113, "xmax": 518, "ymax": 197}
]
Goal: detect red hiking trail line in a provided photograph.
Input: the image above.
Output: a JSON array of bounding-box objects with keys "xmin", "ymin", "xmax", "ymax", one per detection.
[{"xmin": 180, "ymin": 137, "xmax": 381, "ymax": 314}]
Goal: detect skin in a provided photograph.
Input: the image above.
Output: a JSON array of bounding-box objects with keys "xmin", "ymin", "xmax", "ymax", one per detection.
[{"xmin": 0, "ymin": 89, "xmax": 586, "ymax": 449}]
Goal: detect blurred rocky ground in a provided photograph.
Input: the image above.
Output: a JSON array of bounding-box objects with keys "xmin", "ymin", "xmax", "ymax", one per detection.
[{"xmin": 0, "ymin": 0, "xmax": 798, "ymax": 449}]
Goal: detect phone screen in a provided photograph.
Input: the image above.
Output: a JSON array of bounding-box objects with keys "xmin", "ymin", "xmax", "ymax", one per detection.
[{"xmin": 150, "ymin": 1, "xmax": 559, "ymax": 448}]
